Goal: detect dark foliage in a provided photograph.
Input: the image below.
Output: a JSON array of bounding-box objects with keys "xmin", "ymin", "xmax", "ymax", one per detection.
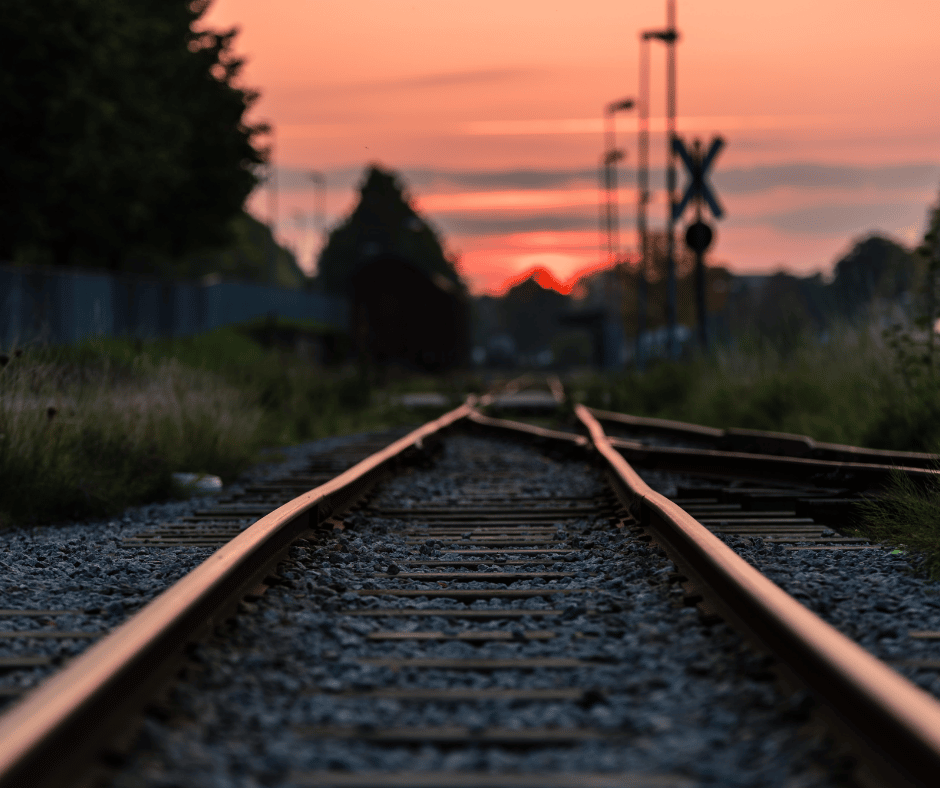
[
  {"xmin": 0, "ymin": 0, "xmax": 267, "ymax": 271},
  {"xmin": 316, "ymin": 165, "xmax": 463, "ymax": 296},
  {"xmin": 501, "ymin": 276, "xmax": 570, "ymax": 356},
  {"xmin": 164, "ymin": 211, "xmax": 308, "ymax": 288},
  {"xmin": 351, "ymin": 255, "xmax": 469, "ymax": 371},
  {"xmin": 829, "ymin": 235, "xmax": 918, "ymax": 319}
]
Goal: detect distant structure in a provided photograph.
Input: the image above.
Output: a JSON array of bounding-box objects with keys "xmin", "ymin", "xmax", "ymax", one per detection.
[{"xmin": 316, "ymin": 165, "xmax": 469, "ymax": 371}]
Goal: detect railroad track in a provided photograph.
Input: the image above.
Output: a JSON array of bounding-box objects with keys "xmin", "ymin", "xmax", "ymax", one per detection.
[{"xmin": 2, "ymin": 381, "xmax": 940, "ymax": 786}]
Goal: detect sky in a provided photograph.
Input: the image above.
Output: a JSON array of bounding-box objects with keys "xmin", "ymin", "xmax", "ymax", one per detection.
[{"xmin": 203, "ymin": 0, "xmax": 940, "ymax": 294}]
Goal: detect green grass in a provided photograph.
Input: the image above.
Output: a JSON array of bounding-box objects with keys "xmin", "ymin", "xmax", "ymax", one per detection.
[
  {"xmin": 0, "ymin": 326, "xmax": 421, "ymax": 527},
  {"xmin": 574, "ymin": 328, "xmax": 940, "ymax": 577},
  {"xmin": 576, "ymin": 328, "xmax": 940, "ymax": 452},
  {"xmin": 851, "ymin": 468, "xmax": 940, "ymax": 579}
]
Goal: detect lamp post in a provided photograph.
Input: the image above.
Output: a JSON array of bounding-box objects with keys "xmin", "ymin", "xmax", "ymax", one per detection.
[
  {"xmin": 640, "ymin": 2, "xmax": 680, "ymax": 363},
  {"xmin": 603, "ymin": 99, "xmax": 635, "ymax": 268},
  {"xmin": 601, "ymin": 148, "xmax": 625, "ymax": 267},
  {"xmin": 636, "ymin": 32, "xmax": 653, "ymax": 370}
]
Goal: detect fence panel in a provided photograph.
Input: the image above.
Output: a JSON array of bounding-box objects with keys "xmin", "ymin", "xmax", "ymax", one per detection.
[{"xmin": 0, "ymin": 264, "xmax": 348, "ymax": 348}]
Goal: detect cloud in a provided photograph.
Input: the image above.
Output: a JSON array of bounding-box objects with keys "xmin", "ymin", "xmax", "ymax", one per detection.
[
  {"xmin": 265, "ymin": 162, "xmax": 938, "ymax": 251},
  {"xmin": 293, "ymin": 68, "xmax": 538, "ymax": 98},
  {"xmin": 434, "ymin": 213, "xmax": 597, "ymax": 236},
  {"xmin": 305, "ymin": 162, "xmax": 939, "ymax": 197},
  {"xmin": 384, "ymin": 68, "xmax": 535, "ymax": 90},
  {"xmin": 460, "ymin": 115, "xmax": 847, "ymax": 136},
  {"xmin": 761, "ymin": 202, "xmax": 926, "ymax": 236},
  {"xmin": 274, "ymin": 164, "xmax": 601, "ymax": 194},
  {"xmin": 405, "ymin": 168, "xmax": 598, "ymax": 191},
  {"xmin": 714, "ymin": 163, "xmax": 940, "ymax": 194}
]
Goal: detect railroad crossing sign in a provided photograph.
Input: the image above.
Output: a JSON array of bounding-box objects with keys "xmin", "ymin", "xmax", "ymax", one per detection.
[{"xmin": 671, "ymin": 136, "xmax": 724, "ymax": 221}]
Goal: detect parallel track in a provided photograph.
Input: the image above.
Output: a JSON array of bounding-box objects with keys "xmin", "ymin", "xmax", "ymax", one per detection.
[{"xmin": 1, "ymin": 384, "xmax": 940, "ymax": 786}]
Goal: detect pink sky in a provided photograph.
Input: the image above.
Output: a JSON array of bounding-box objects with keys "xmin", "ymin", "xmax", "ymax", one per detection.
[{"xmin": 203, "ymin": 0, "xmax": 940, "ymax": 294}]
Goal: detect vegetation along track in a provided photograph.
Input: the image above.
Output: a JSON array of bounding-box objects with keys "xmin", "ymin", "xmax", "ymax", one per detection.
[{"xmin": 3, "ymin": 384, "xmax": 940, "ymax": 786}]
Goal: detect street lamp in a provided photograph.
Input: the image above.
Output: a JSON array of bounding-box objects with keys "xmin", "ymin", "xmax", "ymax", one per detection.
[
  {"xmin": 603, "ymin": 99, "xmax": 634, "ymax": 268},
  {"xmin": 638, "ymin": 2, "xmax": 680, "ymax": 366}
]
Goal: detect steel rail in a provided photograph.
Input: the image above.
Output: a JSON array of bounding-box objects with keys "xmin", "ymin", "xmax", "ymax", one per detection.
[
  {"xmin": 588, "ymin": 406, "xmax": 724, "ymax": 440},
  {"xmin": 477, "ymin": 374, "xmax": 537, "ymax": 407},
  {"xmin": 576, "ymin": 403, "xmax": 940, "ymax": 788},
  {"xmin": 467, "ymin": 409, "xmax": 588, "ymax": 449},
  {"xmin": 608, "ymin": 435, "xmax": 940, "ymax": 490},
  {"xmin": 0, "ymin": 401, "xmax": 475, "ymax": 788},
  {"xmin": 589, "ymin": 405, "xmax": 939, "ymax": 468}
]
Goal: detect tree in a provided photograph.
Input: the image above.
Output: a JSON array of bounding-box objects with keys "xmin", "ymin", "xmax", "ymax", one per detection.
[
  {"xmin": 316, "ymin": 165, "xmax": 464, "ymax": 295},
  {"xmin": 500, "ymin": 274, "xmax": 569, "ymax": 356},
  {"xmin": 169, "ymin": 211, "xmax": 308, "ymax": 288},
  {"xmin": 828, "ymin": 234, "xmax": 918, "ymax": 320},
  {"xmin": 0, "ymin": 0, "xmax": 266, "ymax": 271}
]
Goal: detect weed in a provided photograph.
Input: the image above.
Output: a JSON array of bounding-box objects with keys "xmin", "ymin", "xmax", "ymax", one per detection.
[
  {"xmin": 0, "ymin": 326, "xmax": 418, "ymax": 527},
  {"xmin": 577, "ymin": 325, "xmax": 940, "ymax": 576},
  {"xmin": 854, "ymin": 468, "xmax": 940, "ymax": 580}
]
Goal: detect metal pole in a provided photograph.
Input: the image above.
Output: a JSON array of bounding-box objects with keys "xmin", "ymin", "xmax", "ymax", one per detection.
[
  {"xmin": 637, "ymin": 37, "xmax": 650, "ymax": 371},
  {"xmin": 605, "ymin": 113, "xmax": 614, "ymax": 266},
  {"xmin": 598, "ymin": 157, "xmax": 608, "ymax": 266},
  {"xmin": 267, "ymin": 130, "xmax": 278, "ymax": 285},
  {"xmin": 694, "ymin": 200, "xmax": 708, "ymax": 352},
  {"xmin": 604, "ymin": 103, "xmax": 632, "ymax": 268},
  {"xmin": 665, "ymin": 0, "xmax": 678, "ymax": 359},
  {"xmin": 610, "ymin": 155, "xmax": 620, "ymax": 268},
  {"xmin": 687, "ymin": 139, "xmax": 708, "ymax": 353},
  {"xmin": 605, "ymin": 155, "xmax": 616, "ymax": 266}
]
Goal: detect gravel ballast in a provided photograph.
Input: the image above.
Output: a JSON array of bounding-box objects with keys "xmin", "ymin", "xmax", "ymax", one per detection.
[
  {"xmin": 100, "ymin": 433, "xmax": 861, "ymax": 788},
  {"xmin": 0, "ymin": 431, "xmax": 403, "ymax": 703},
  {"xmin": 4, "ymin": 426, "xmax": 939, "ymax": 787},
  {"xmin": 632, "ymin": 467, "xmax": 940, "ymax": 701}
]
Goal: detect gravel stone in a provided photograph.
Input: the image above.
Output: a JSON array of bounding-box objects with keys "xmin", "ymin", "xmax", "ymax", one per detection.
[
  {"xmin": 0, "ymin": 430, "xmax": 406, "ymax": 702},
  {"xmin": 101, "ymin": 434, "xmax": 861, "ymax": 787}
]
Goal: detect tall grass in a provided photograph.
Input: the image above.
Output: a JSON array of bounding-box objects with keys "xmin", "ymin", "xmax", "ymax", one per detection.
[
  {"xmin": 0, "ymin": 327, "xmax": 416, "ymax": 527},
  {"xmin": 578, "ymin": 327, "xmax": 940, "ymax": 452},
  {"xmin": 853, "ymin": 468, "xmax": 940, "ymax": 579},
  {"xmin": 0, "ymin": 350, "xmax": 260, "ymax": 525},
  {"xmin": 578, "ymin": 327, "xmax": 940, "ymax": 576}
]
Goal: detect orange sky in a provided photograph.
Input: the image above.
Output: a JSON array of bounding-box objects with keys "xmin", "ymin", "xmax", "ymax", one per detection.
[{"xmin": 203, "ymin": 0, "xmax": 940, "ymax": 294}]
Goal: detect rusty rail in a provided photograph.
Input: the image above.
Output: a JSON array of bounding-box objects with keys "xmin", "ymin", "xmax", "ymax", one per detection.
[
  {"xmin": 589, "ymin": 405, "xmax": 939, "ymax": 468},
  {"xmin": 576, "ymin": 403, "xmax": 940, "ymax": 788},
  {"xmin": 0, "ymin": 401, "xmax": 475, "ymax": 788},
  {"xmin": 608, "ymin": 435, "xmax": 940, "ymax": 490},
  {"xmin": 467, "ymin": 408, "xmax": 587, "ymax": 448}
]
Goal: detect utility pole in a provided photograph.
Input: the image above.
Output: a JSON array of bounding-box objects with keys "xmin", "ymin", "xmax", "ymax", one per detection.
[
  {"xmin": 602, "ymin": 99, "xmax": 634, "ymax": 370},
  {"xmin": 603, "ymin": 150, "xmax": 624, "ymax": 266},
  {"xmin": 664, "ymin": 0, "xmax": 679, "ymax": 359},
  {"xmin": 692, "ymin": 145, "xmax": 708, "ymax": 350},
  {"xmin": 637, "ymin": 34, "xmax": 652, "ymax": 371},
  {"xmin": 641, "ymin": 8, "xmax": 680, "ymax": 364},
  {"xmin": 604, "ymin": 99, "xmax": 634, "ymax": 268}
]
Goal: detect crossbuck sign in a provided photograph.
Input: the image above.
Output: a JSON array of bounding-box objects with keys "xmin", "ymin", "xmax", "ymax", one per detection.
[{"xmin": 671, "ymin": 136, "xmax": 724, "ymax": 221}]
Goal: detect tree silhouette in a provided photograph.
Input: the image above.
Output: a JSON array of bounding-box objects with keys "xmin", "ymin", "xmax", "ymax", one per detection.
[
  {"xmin": 316, "ymin": 165, "xmax": 464, "ymax": 295},
  {"xmin": 0, "ymin": 0, "xmax": 266, "ymax": 271},
  {"xmin": 829, "ymin": 235, "xmax": 917, "ymax": 319}
]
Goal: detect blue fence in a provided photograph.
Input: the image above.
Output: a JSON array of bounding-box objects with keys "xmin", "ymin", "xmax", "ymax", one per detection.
[{"xmin": 0, "ymin": 264, "xmax": 349, "ymax": 348}]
